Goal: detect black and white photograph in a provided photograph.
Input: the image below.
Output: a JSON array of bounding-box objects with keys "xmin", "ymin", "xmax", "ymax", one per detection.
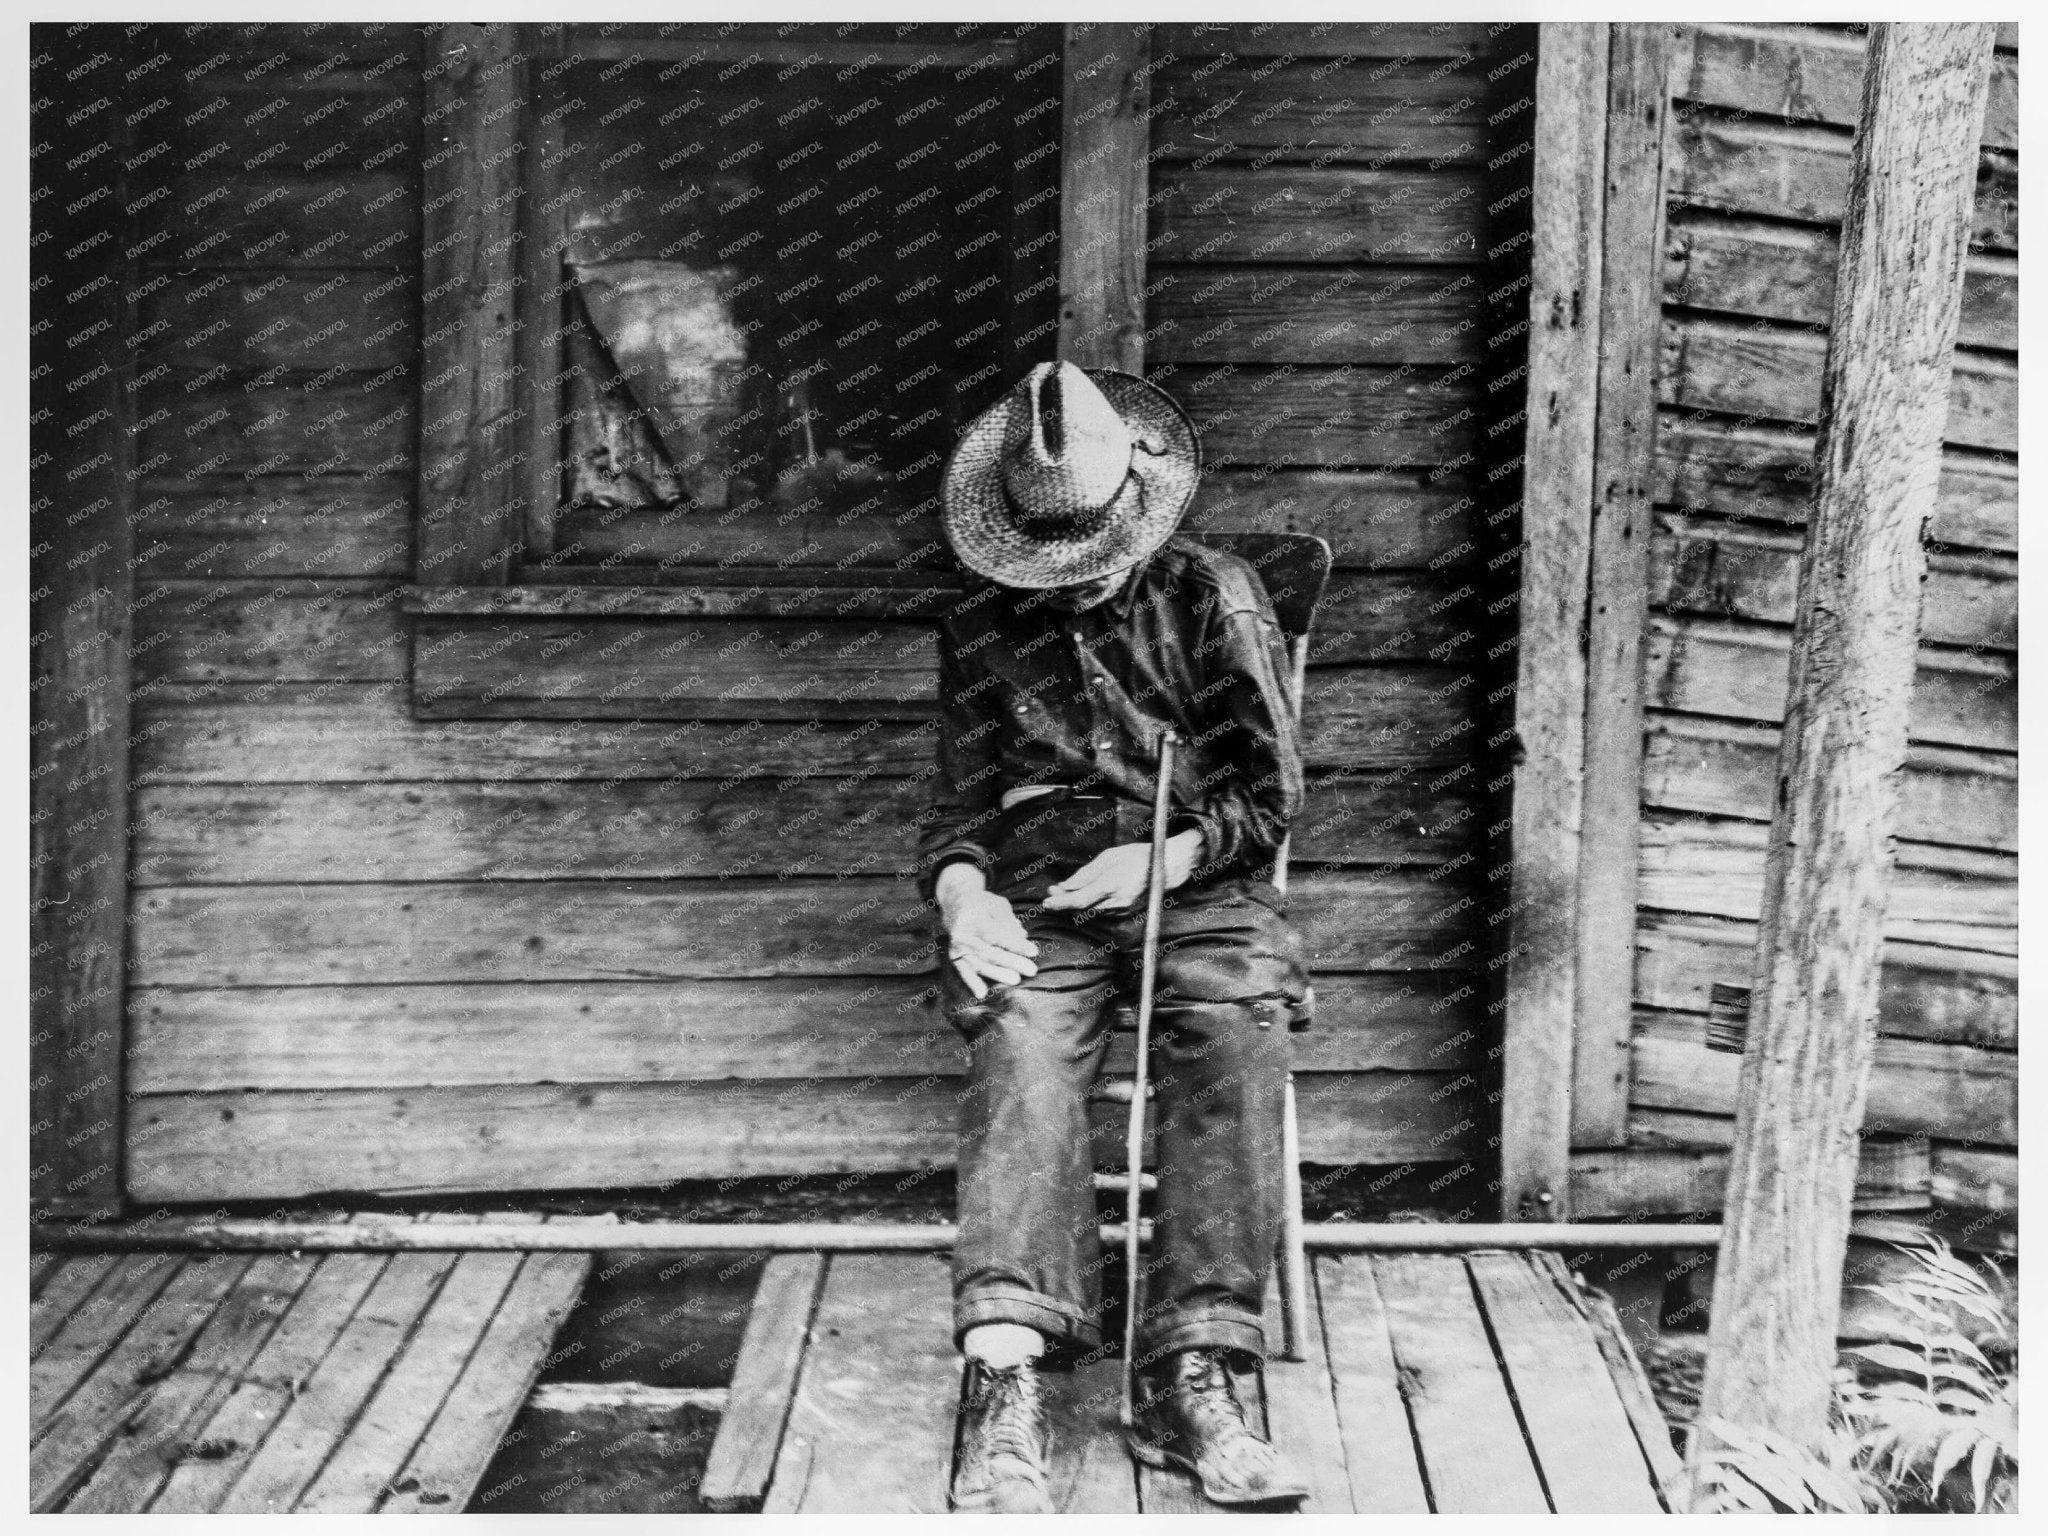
[{"xmin": 23, "ymin": 5, "xmax": 2024, "ymax": 1518}]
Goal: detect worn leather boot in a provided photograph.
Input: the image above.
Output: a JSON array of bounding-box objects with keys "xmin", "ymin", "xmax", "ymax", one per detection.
[
  {"xmin": 1127, "ymin": 1347, "xmax": 1310, "ymax": 1505},
  {"xmin": 950, "ymin": 1357, "xmax": 1055, "ymax": 1513}
]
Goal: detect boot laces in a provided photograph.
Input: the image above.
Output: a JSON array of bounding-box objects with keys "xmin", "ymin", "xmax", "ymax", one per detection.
[{"xmin": 966, "ymin": 1363, "xmax": 1046, "ymax": 1474}]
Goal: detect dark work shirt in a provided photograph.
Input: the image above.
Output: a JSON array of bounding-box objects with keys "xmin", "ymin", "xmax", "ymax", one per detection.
[{"xmin": 917, "ymin": 534, "xmax": 1305, "ymax": 905}]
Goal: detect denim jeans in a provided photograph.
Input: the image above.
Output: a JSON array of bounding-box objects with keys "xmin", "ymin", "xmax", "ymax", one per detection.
[{"xmin": 946, "ymin": 877, "xmax": 1309, "ymax": 1362}]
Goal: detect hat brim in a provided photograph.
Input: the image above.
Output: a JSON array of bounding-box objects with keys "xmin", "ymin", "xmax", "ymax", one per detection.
[{"xmin": 940, "ymin": 368, "xmax": 1201, "ymax": 589}]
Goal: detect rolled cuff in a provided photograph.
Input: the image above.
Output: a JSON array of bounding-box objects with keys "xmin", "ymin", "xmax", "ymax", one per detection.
[
  {"xmin": 1137, "ymin": 1304, "xmax": 1269, "ymax": 1364},
  {"xmin": 954, "ymin": 1281, "xmax": 1103, "ymax": 1352}
]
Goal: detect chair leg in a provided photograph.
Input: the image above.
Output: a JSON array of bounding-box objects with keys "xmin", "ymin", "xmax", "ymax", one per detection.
[{"xmin": 1276, "ymin": 1073, "xmax": 1309, "ymax": 1361}]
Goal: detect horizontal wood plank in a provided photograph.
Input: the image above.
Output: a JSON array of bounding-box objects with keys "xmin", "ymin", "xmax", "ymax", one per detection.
[
  {"xmin": 130, "ymin": 770, "xmax": 1478, "ymax": 885},
  {"xmin": 1667, "ymin": 115, "xmax": 2017, "ymax": 252},
  {"xmin": 1635, "ymin": 812, "xmax": 2014, "ymax": 953},
  {"xmin": 1155, "ymin": 23, "xmax": 1515, "ymax": 58},
  {"xmin": 151, "ymin": 173, "xmax": 416, "ymax": 268},
  {"xmin": 1570, "ymin": 1139, "xmax": 1933, "ymax": 1218},
  {"xmin": 132, "ymin": 668, "xmax": 1477, "ymax": 780},
  {"xmin": 141, "ymin": 383, "xmax": 413, "ymax": 476},
  {"xmin": 1674, "ymin": 24, "xmax": 2017, "ymax": 149},
  {"xmin": 1929, "ymin": 1145, "xmax": 2016, "ymax": 1213},
  {"xmin": 127, "ymin": 973, "xmax": 1483, "ymax": 1092},
  {"xmin": 124, "ymin": 1073, "xmax": 1488, "ymax": 1201},
  {"xmin": 159, "ymin": 76, "xmax": 418, "ymax": 178},
  {"xmin": 1149, "ymin": 57, "xmax": 1493, "ymax": 164},
  {"xmin": 1188, "ymin": 468, "xmax": 1481, "ymax": 569},
  {"xmin": 1150, "ymin": 167, "xmax": 1486, "ymax": 264},
  {"xmin": 135, "ymin": 480, "xmax": 412, "ymax": 580},
  {"xmin": 1150, "ymin": 265, "xmax": 1486, "ymax": 364},
  {"xmin": 1632, "ymin": 912, "xmax": 2016, "ymax": 1049},
  {"xmin": 1156, "ymin": 363, "xmax": 1483, "ymax": 466},
  {"xmin": 130, "ymin": 870, "xmax": 1484, "ymax": 986},
  {"xmin": 1630, "ymin": 1017, "xmax": 2015, "ymax": 1146},
  {"xmin": 1655, "ymin": 414, "xmax": 2016, "ymax": 553},
  {"xmin": 1665, "ymin": 212, "xmax": 2016, "ymax": 350},
  {"xmin": 1645, "ymin": 615, "xmax": 2015, "ymax": 753},
  {"xmin": 1641, "ymin": 715, "xmax": 2015, "ymax": 852},
  {"xmin": 1659, "ymin": 313, "xmax": 2014, "ymax": 451},
  {"xmin": 137, "ymin": 271, "xmax": 412, "ymax": 371},
  {"xmin": 164, "ymin": 22, "xmax": 420, "ymax": 73},
  {"xmin": 134, "ymin": 581, "xmax": 405, "ymax": 685},
  {"xmin": 1649, "ymin": 513, "xmax": 2015, "ymax": 650}
]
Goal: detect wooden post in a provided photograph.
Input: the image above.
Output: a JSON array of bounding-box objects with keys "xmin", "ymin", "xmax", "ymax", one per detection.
[
  {"xmin": 1498, "ymin": 23, "xmax": 1608, "ymax": 1222},
  {"xmin": 415, "ymin": 24, "xmax": 528, "ymax": 588},
  {"xmin": 1570, "ymin": 24, "xmax": 1671, "ymax": 1150},
  {"xmin": 30, "ymin": 30, "xmax": 134, "ymax": 1218},
  {"xmin": 1057, "ymin": 24, "xmax": 1150, "ymax": 371},
  {"xmin": 1694, "ymin": 22, "xmax": 1996, "ymax": 1448}
]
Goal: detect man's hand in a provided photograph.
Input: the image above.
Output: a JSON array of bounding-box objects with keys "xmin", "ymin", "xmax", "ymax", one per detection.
[
  {"xmin": 1043, "ymin": 829, "xmax": 1206, "ymax": 914},
  {"xmin": 937, "ymin": 864, "xmax": 1039, "ymax": 1000}
]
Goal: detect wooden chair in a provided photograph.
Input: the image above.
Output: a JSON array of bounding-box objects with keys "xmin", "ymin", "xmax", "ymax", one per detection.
[{"xmin": 1092, "ymin": 531, "xmax": 1334, "ymax": 1363}]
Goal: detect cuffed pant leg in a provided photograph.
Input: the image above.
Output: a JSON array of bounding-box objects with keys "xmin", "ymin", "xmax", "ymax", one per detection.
[
  {"xmin": 949, "ymin": 920, "xmax": 1115, "ymax": 1352},
  {"xmin": 1134, "ymin": 894, "xmax": 1300, "ymax": 1361}
]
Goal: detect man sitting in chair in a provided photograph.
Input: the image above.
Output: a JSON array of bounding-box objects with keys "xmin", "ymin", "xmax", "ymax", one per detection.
[{"xmin": 921, "ymin": 361, "xmax": 1312, "ymax": 1511}]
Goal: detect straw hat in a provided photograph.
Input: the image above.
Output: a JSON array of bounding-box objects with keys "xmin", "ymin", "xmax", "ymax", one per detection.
[{"xmin": 940, "ymin": 361, "xmax": 1201, "ymax": 589}]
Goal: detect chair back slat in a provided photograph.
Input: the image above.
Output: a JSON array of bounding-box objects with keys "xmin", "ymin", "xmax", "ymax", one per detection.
[{"xmin": 1192, "ymin": 532, "xmax": 1334, "ymax": 640}]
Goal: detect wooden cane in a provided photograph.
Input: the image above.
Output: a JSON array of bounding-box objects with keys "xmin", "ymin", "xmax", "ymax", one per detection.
[{"xmin": 1119, "ymin": 726, "xmax": 1179, "ymax": 1432}]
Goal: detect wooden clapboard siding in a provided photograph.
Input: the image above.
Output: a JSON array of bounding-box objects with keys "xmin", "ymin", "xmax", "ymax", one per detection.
[
  {"xmin": 1650, "ymin": 515, "xmax": 2016, "ymax": 651},
  {"xmin": 164, "ymin": 21, "xmax": 420, "ymax": 68},
  {"xmin": 1629, "ymin": 1015, "xmax": 2015, "ymax": 1147},
  {"xmin": 133, "ymin": 581, "xmax": 407, "ymax": 686},
  {"xmin": 130, "ymin": 772, "xmax": 1478, "ymax": 885},
  {"xmin": 128, "ymin": 974, "xmax": 1483, "ymax": 1092},
  {"xmin": 1635, "ymin": 813, "xmax": 2014, "ymax": 954},
  {"xmin": 1632, "ymin": 913, "xmax": 2016, "ymax": 1051},
  {"xmin": 165, "ymin": 77, "xmax": 419, "ymax": 176},
  {"xmin": 133, "ymin": 684, "xmax": 939, "ymax": 784},
  {"xmin": 124, "ymin": 1073, "xmax": 1487, "ymax": 1201},
  {"xmin": 1665, "ymin": 213, "xmax": 2017, "ymax": 351},
  {"xmin": 1189, "ymin": 469, "xmax": 1484, "ymax": 568},
  {"xmin": 1151, "ymin": 22, "xmax": 1514, "ymax": 58},
  {"xmin": 154, "ymin": 173, "xmax": 417, "ymax": 268},
  {"xmin": 1570, "ymin": 1140, "xmax": 1937, "ymax": 1219},
  {"xmin": 1148, "ymin": 57, "xmax": 1495, "ymax": 164},
  {"xmin": 105, "ymin": 20, "xmax": 1536, "ymax": 1205},
  {"xmin": 1150, "ymin": 267, "xmax": 1487, "ymax": 365},
  {"xmin": 1930, "ymin": 1145, "xmax": 2016, "ymax": 1213},
  {"xmin": 1673, "ymin": 24, "xmax": 2017, "ymax": 151},
  {"xmin": 133, "ymin": 670, "xmax": 1480, "ymax": 783},
  {"xmin": 1665, "ymin": 115, "xmax": 2017, "ymax": 253},
  {"xmin": 136, "ymin": 272, "xmax": 413, "ymax": 370},
  {"xmin": 142, "ymin": 382, "xmax": 413, "ymax": 475},
  {"xmin": 1659, "ymin": 312, "xmax": 2015, "ymax": 452},
  {"xmin": 1641, "ymin": 717, "xmax": 2015, "ymax": 854},
  {"xmin": 1150, "ymin": 167, "xmax": 1487, "ymax": 264},
  {"xmin": 135, "ymin": 481, "xmax": 413, "ymax": 580},
  {"xmin": 1645, "ymin": 617, "xmax": 2015, "ymax": 753},
  {"xmin": 1158, "ymin": 364, "xmax": 1483, "ymax": 467},
  {"xmin": 1656, "ymin": 415, "xmax": 2015, "ymax": 553},
  {"xmin": 130, "ymin": 871, "xmax": 1485, "ymax": 988}
]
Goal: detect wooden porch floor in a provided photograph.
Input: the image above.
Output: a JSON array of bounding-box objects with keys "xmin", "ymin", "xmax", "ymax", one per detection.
[
  {"xmin": 32, "ymin": 1229, "xmax": 1681, "ymax": 1515},
  {"xmin": 28, "ymin": 1215, "xmax": 602, "ymax": 1513},
  {"xmin": 704, "ymin": 1247, "xmax": 1684, "ymax": 1514}
]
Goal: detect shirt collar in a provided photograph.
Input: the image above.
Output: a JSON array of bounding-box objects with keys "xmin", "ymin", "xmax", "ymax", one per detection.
[{"xmin": 1101, "ymin": 555, "xmax": 1149, "ymax": 622}]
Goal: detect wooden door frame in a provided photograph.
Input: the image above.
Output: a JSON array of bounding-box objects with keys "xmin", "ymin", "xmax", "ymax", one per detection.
[
  {"xmin": 30, "ymin": 28, "xmax": 136, "ymax": 1218},
  {"xmin": 1496, "ymin": 22, "xmax": 1672, "ymax": 1220}
]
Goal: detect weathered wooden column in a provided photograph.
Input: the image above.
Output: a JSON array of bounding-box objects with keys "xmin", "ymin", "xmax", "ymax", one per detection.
[{"xmin": 1694, "ymin": 22, "xmax": 1996, "ymax": 1447}]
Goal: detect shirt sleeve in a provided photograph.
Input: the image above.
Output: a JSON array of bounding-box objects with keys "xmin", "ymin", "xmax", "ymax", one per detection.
[
  {"xmin": 1178, "ymin": 582, "xmax": 1304, "ymax": 877},
  {"xmin": 915, "ymin": 617, "xmax": 1005, "ymax": 906}
]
